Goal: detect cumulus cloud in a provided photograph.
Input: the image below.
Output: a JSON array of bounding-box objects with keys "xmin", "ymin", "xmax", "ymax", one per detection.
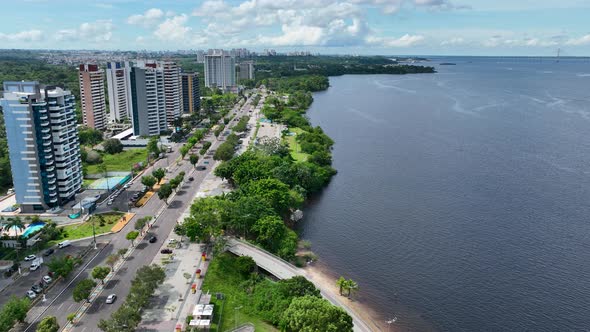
[
  {"xmin": 352, "ymin": 0, "xmax": 467, "ymax": 14},
  {"xmin": 367, "ymin": 34, "xmax": 425, "ymax": 47},
  {"xmin": 127, "ymin": 8, "xmax": 164, "ymax": 27},
  {"xmin": 566, "ymin": 34, "xmax": 590, "ymax": 46},
  {"xmin": 0, "ymin": 29, "xmax": 42, "ymax": 42},
  {"xmin": 258, "ymin": 24, "xmax": 325, "ymax": 46},
  {"xmin": 56, "ymin": 20, "xmax": 113, "ymax": 42},
  {"xmin": 154, "ymin": 14, "xmax": 192, "ymax": 42}
]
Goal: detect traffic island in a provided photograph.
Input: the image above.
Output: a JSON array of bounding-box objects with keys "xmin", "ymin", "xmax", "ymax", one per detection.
[{"xmin": 110, "ymin": 213, "xmax": 136, "ymax": 233}]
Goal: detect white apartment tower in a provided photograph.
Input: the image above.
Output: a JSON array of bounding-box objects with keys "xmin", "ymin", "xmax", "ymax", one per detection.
[
  {"xmin": 79, "ymin": 64, "xmax": 107, "ymax": 130},
  {"xmin": 160, "ymin": 61, "xmax": 182, "ymax": 125},
  {"xmin": 204, "ymin": 50, "xmax": 236, "ymax": 92},
  {"xmin": 106, "ymin": 61, "xmax": 132, "ymax": 122},
  {"xmin": 130, "ymin": 62, "xmax": 167, "ymax": 136},
  {"xmin": 1, "ymin": 81, "xmax": 82, "ymax": 212}
]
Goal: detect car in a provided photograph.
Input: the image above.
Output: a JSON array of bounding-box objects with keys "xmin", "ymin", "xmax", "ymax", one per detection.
[
  {"xmin": 58, "ymin": 240, "xmax": 71, "ymax": 249},
  {"xmin": 133, "ymin": 193, "xmax": 140, "ymax": 199},
  {"xmin": 26, "ymin": 290, "xmax": 37, "ymax": 299},
  {"xmin": 43, "ymin": 275, "xmax": 52, "ymax": 284},
  {"xmin": 30, "ymin": 263, "xmax": 40, "ymax": 271},
  {"xmin": 31, "ymin": 284, "xmax": 43, "ymax": 294},
  {"xmin": 106, "ymin": 294, "xmax": 117, "ymax": 304},
  {"xmin": 24, "ymin": 255, "xmax": 36, "ymax": 261},
  {"xmin": 148, "ymin": 236, "xmax": 157, "ymax": 243},
  {"xmin": 123, "ymin": 184, "xmax": 130, "ymax": 189},
  {"xmin": 188, "ymin": 177, "xmax": 194, "ymax": 181},
  {"xmin": 107, "ymin": 199, "xmax": 113, "ymax": 206},
  {"xmin": 196, "ymin": 166, "xmax": 206, "ymax": 171},
  {"xmin": 160, "ymin": 248, "xmax": 173, "ymax": 254},
  {"xmin": 43, "ymin": 248, "xmax": 54, "ymax": 256}
]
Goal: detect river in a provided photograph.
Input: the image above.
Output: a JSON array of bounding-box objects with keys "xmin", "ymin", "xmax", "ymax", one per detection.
[{"xmin": 299, "ymin": 57, "xmax": 590, "ymax": 331}]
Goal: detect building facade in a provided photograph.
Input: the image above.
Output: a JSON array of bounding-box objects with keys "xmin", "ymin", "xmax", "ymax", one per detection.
[
  {"xmin": 1, "ymin": 81, "xmax": 82, "ymax": 212},
  {"xmin": 238, "ymin": 61, "xmax": 255, "ymax": 81},
  {"xmin": 160, "ymin": 61, "xmax": 182, "ymax": 125},
  {"xmin": 204, "ymin": 51, "xmax": 236, "ymax": 92},
  {"xmin": 181, "ymin": 72, "xmax": 200, "ymax": 114},
  {"xmin": 130, "ymin": 62, "xmax": 167, "ymax": 137},
  {"xmin": 79, "ymin": 64, "xmax": 107, "ymax": 130},
  {"xmin": 106, "ymin": 61, "xmax": 132, "ymax": 122}
]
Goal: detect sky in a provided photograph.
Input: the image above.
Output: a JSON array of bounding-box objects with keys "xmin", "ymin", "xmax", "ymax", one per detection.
[{"xmin": 0, "ymin": 0, "xmax": 589, "ymax": 56}]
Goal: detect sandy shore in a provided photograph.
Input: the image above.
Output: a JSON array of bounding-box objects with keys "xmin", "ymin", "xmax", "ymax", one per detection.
[{"xmin": 304, "ymin": 262, "xmax": 401, "ymax": 332}]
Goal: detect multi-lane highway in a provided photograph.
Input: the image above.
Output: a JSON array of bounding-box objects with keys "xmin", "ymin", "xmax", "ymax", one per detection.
[{"xmin": 18, "ymin": 92, "xmax": 260, "ymax": 331}]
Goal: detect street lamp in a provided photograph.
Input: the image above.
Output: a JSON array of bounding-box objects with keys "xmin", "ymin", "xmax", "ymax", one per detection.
[{"xmin": 386, "ymin": 315, "xmax": 398, "ymax": 332}]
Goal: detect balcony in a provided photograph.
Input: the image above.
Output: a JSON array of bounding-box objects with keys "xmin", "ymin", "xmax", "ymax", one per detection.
[
  {"xmin": 42, "ymin": 133, "xmax": 51, "ymax": 140},
  {"xmin": 48, "ymin": 100, "xmax": 57, "ymax": 105},
  {"xmin": 39, "ymin": 115, "xmax": 48, "ymax": 121},
  {"xmin": 47, "ymin": 177, "xmax": 56, "ymax": 184},
  {"xmin": 43, "ymin": 140, "xmax": 51, "ymax": 147},
  {"xmin": 46, "ymin": 166, "xmax": 55, "ymax": 172},
  {"xmin": 40, "ymin": 121, "xmax": 50, "ymax": 127},
  {"xmin": 48, "ymin": 185, "xmax": 57, "ymax": 191},
  {"xmin": 45, "ymin": 159, "xmax": 54, "ymax": 166},
  {"xmin": 49, "ymin": 191, "xmax": 57, "ymax": 197},
  {"xmin": 43, "ymin": 147, "xmax": 52, "ymax": 154},
  {"xmin": 47, "ymin": 172, "xmax": 55, "ymax": 178},
  {"xmin": 41, "ymin": 128, "xmax": 50, "ymax": 134},
  {"xmin": 49, "ymin": 197, "xmax": 58, "ymax": 203}
]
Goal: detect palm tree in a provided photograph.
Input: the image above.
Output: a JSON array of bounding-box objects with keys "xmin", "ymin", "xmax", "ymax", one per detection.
[
  {"xmin": 346, "ymin": 279, "xmax": 359, "ymax": 299},
  {"xmin": 7, "ymin": 217, "xmax": 25, "ymax": 238},
  {"xmin": 336, "ymin": 276, "xmax": 347, "ymax": 296}
]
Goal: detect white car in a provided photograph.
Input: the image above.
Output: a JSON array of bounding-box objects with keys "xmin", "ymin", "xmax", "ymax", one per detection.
[
  {"xmin": 43, "ymin": 275, "xmax": 52, "ymax": 284},
  {"xmin": 24, "ymin": 254, "xmax": 36, "ymax": 261},
  {"xmin": 26, "ymin": 290, "xmax": 36, "ymax": 299},
  {"xmin": 30, "ymin": 263, "xmax": 40, "ymax": 271},
  {"xmin": 106, "ymin": 294, "xmax": 117, "ymax": 304}
]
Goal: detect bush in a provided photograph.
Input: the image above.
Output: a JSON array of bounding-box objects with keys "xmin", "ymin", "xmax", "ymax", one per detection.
[
  {"xmin": 86, "ymin": 150, "xmax": 102, "ymax": 165},
  {"xmin": 103, "ymin": 139, "xmax": 123, "ymax": 154}
]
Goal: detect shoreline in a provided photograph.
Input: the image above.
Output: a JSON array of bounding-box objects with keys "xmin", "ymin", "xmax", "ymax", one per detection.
[{"xmin": 303, "ymin": 261, "xmax": 399, "ymax": 332}]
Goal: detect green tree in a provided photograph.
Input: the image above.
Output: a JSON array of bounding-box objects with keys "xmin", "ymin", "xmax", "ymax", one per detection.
[
  {"xmin": 134, "ymin": 217, "xmax": 147, "ymax": 233},
  {"xmin": 152, "ymin": 168, "xmax": 165, "ymax": 184},
  {"xmin": 140, "ymin": 175, "xmax": 157, "ymax": 190},
  {"xmin": 280, "ymin": 295, "xmax": 353, "ymax": 332},
  {"xmin": 91, "ymin": 266, "xmax": 111, "ymax": 284},
  {"xmin": 6, "ymin": 217, "xmax": 25, "ymax": 238},
  {"xmin": 36, "ymin": 315, "xmax": 59, "ymax": 332},
  {"xmin": 189, "ymin": 154, "xmax": 199, "ymax": 167},
  {"xmin": 146, "ymin": 136, "xmax": 160, "ymax": 156},
  {"xmin": 102, "ymin": 138, "xmax": 123, "ymax": 154},
  {"xmin": 157, "ymin": 183, "xmax": 173, "ymax": 204},
  {"xmin": 126, "ymin": 231, "xmax": 139, "ymax": 247},
  {"xmin": 213, "ymin": 142, "xmax": 236, "ymax": 161},
  {"xmin": 47, "ymin": 256, "xmax": 77, "ymax": 279},
  {"xmin": 179, "ymin": 145, "xmax": 189, "ymax": 159},
  {"xmin": 0, "ymin": 296, "xmax": 30, "ymax": 330},
  {"xmin": 252, "ymin": 216, "xmax": 285, "ymax": 252},
  {"xmin": 235, "ymin": 255, "xmax": 257, "ymax": 277},
  {"xmin": 117, "ymin": 248, "xmax": 128, "ymax": 258},
  {"xmin": 73, "ymin": 279, "xmax": 97, "ymax": 303},
  {"xmin": 66, "ymin": 313, "xmax": 76, "ymax": 326},
  {"xmin": 106, "ymin": 254, "xmax": 119, "ymax": 269},
  {"xmin": 345, "ymin": 279, "xmax": 358, "ymax": 299},
  {"xmin": 336, "ymin": 276, "xmax": 346, "ymax": 296},
  {"xmin": 244, "ymin": 178, "xmax": 295, "ymax": 215},
  {"xmin": 78, "ymin": 127, "xmax": 103, "ymax": 146},
  {"xmin": 278, "ymin": 276, "xmax": 320, "ymax": 298}
]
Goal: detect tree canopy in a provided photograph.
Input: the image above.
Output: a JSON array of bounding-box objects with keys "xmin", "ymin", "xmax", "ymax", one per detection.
[{"xmin": 279, "ymin": 295, "xmax": 353, "ymax": 332}]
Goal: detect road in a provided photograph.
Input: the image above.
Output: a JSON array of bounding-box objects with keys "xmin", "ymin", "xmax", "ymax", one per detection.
[{"xmin": 21, "ymin": 94, "xmax": 259, "ymax": 331}]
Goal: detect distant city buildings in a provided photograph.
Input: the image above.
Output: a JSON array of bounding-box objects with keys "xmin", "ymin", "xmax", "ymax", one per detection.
[
  {"xmin": 1, "ymin": 81, "xmax": 82, "ymax": 212},
  {"xmin": 160, "ymin": 61, "xmax": 182, "ymax": 126},
  {"xmin": 181, "ymin": 72, "xmax": 200, "ymax": 114},
  {"xmin": 79, "ymin": 64, "xmax": 107, "ymax": 130},
  {"xmin": 196, "ymin": 50, "xmax": 205, "ymax": 63},
  {"xmin": 204, "ymin": 50, "xmax": 236, "ymax": 92},
  {"xmin": 129, "ymin": 61, "xmax": 167, "ymax": 136},
  {"xmin": 106, "ymin": 61, "xmax": 132, "ymax": 122},
  {"xmin": 238, "ymin": 61, "xmax": 255, "ymax": 81}
]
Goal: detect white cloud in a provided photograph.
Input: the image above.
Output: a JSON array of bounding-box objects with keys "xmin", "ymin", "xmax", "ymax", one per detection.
[
  {"xmin": 441, "ymin": 37, "xmax": 465, "ymax": 46},
  {"xmin": 566, "ymin": 34, "xmax": 590, "ymax": 46},
  {"xmin": 482, "ymin": 35, "xmax": 560, "ymax": 48},
  {"xmin": 351, "ymin": 0, "xmax": 467, "ymax": 14},
  {"xmin": 56, "ymin": 20, "xmax": 113, "ymax": 43},
  {"xmin": 0, "ymin": 29, "xmax": 42, "ymax": 42},
  {"xmin": 127, "ymin": 8, "xmax": 164, "ymax": 27},
  {"xmin": 154, "ymin": 14, "xmax": 191, "ymax": 42},
  {"xmin": 367, "ymin": 34, "xmax": 425, "ymax": 47},
  {"xmin": 258, "ymin": 24, "xmax": 325, "ymax": 46}
]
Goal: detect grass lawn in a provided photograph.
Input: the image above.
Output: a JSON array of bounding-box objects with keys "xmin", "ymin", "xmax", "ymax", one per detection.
[
  {"xmin": 285, "ymin": 127, "xmax": 309, "ymax": 162},
  {"xmin": 59, "ymin": 213, "xmax": 124, "ymax": 241},
  {"xmin": 85, "ymin": 149, "xmax": 147, "ymax": 175},
  {"xmin": 201, "ymin": 253, "xmax": 277, "ymax": 332}
]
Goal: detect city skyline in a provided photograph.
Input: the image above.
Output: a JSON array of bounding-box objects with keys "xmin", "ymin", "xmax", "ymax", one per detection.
[{"xmin": 0, "ymin": 0, "xmax": 587, "ymax": 56}]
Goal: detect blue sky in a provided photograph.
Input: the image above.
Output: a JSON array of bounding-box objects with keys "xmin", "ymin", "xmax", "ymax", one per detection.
[{"xmin": 0, "ymin": 0, "xmax": 589, "ymax": 55}]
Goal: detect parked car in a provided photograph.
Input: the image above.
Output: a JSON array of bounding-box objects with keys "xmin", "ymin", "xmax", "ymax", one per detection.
[
  {"xmin": 188, "ymin": 177, "xmax": 194, "ymax": 181},
  {"xmin": 196, "ymin": 166, "xmax": 206, "ymax": 171},
  {"xmin": 31, "ymin": 284, "xmax": 43, "ymax": 294},
  {"xmin": 148, "ymin": 236, "xmax": 157, "ymax": 243},
  {"xmin": 106, "ymin": 294, "xmax": 117, "ymax": 304},
  {"xmin": 43, "ymin": 248, "xmax": 54, "ymax": 256},
  {"xmin": 24, "ymin": 255, "xmax": 36, "ymax": 261},
  {"xmin": 160, "ymin": 248, "xmax": 173, "ymax": 254},
  {"xmin": 107, "ymin": 199, "xmax": 113, "ymax": 206},
  {"xmin": 43, "ymin": 275, "xmax": 52, "ymax": 284},
  {"xmin": 30, "ymin": 262, "xmax": 41, "ymax": 271},
  {"xmin": 26, "ymin": 290, "xmax": 36, "ymax": 299}
]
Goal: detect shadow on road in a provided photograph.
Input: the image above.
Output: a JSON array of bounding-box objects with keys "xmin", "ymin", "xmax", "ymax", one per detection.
[
  {"xmin": 167, "ymin": 200, "xmax": 182, "ymax": 209},
  {"xmin": 104, "ymin": 279, "xmax": 120, "ymax": 289}
]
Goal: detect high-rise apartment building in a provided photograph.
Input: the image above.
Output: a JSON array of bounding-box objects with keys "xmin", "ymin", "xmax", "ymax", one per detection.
[
  {"xmin": 196, "ymin": 50, "xmax": 205, "ymax": 63},
  {"xmin": 238, "ymin": 61, "xmax": 255, "ymax": 81},
  {"xmin": 1, "ymin": 81, "xmax": 82, "ymax": 212},
  {"xmin": 160, "ymin": 61, "xmax": 182, "ymax": 125},
  {"xmin": 181, "ymin": 72, "xmax": 200, "ymax": 114},
  {"xmin": 106, "ymin": 61, "xmax": 132, "ymax": 122},
  {"xmin": 129, "ymin": 62, "xmax": 167, "ymax": 136},
  {"xmin": 79, "ymin": 64, "xmax": 107, "ymax": 130},
  {"xmin": 204, "ymin": 50, "xmax": 236, "ymax": 92}
]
